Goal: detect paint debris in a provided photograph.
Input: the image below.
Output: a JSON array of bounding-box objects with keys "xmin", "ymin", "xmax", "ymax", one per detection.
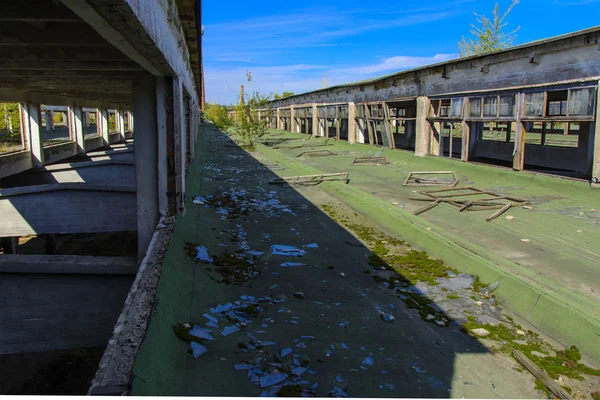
[
  {"xmin": 189, "ymin": 325, "xmax": 216, "ymax": 341},
  {"xmin": 222, "ymin": 325, "xmax": 241, "ymax": 336},
  {"xmin": 362, "ymin": 357, "xmax": 374, "ymax": 366},
  {"xmin": 194, "ymin": 246, "xmax": 213, "ymax": 262},
  {"xmin": 271, "ymin": 245, "xmax": 306, "ymax": 257},
  {"xmin": 260, "ymin": 372, "xmax": 289, "ymax": 388},
  {"xmin": 304, "ymin": 243, "xmax": 319, "ymax": 248},
  {"xmin": 281, "ymin": 262, "xmax": 306, "ymax": 267},
  {"xmin": 328, "ymin": 386, "xmax": 348, "ymax": 397},
  {"xmin": 190, "ymin": 342, "xmax": 207, "ymax": 358}
]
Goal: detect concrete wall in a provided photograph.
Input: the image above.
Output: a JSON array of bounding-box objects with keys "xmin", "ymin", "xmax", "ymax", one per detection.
[
  {"xmin": 0, "ymin": 151, "xmax": 32, "ymax": 180},
  {"xmin": 43, "ymin": 142, "xmax": 78, "ymax": 165}
]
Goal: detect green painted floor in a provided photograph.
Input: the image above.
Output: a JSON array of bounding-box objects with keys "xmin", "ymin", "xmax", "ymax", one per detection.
[
  {"xmin": 253, "ymin": 130, "xmax": 600, "ymax": 367},
  {"xmin": 130, "ymin": 125, "xmax": 544, "ymax": 397}
]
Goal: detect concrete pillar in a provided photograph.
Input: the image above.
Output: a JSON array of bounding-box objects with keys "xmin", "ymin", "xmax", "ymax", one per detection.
[
  {"xmin": 290, "ymin": 106, "xmax": 296, "ymax": 133},
  {"xmin": 173, "ymin": 79, "xmax": 186, "ymax": 214},
  {"xmin": 117, "ymin": 109, "xmax": 125, "ymax": 141},
  {"xmin": 133, "ymin": 75, "xmax": 160, "ymax": 258},
  {"xmin": 155, "ymin": 79, "xmax": 169, "ymax": 217},
  {"xmin": 592, "ymin": 81, "xmax": 600, "ymax": 185},
  {"xmin": 99, "ymin": 109, "xmax": 109, "ymax": 145},
  {"xmin": 513, "ymin": 93, "xmax": 526, "ymax": 171},
  {"xmin": 348, "ymin": 102, "xmax": 356, "ymax": 143},
  {"xmin": 415, "ymin": 96, "xmax": 431, "ymax": 157},
  {"xmin": 461, "ymin": 120, "xmax": 470, "ymax": 161},
  {"xmin": 26, "ymin": 103, "xmax": 44, "ymax": 167},
  {"xmin": 312, "ymin": 104, "xmax": 319, "ymax": 137},
  {"xmin": 69, "ymin": 106, "xmax": 85, "ymax": 154}
]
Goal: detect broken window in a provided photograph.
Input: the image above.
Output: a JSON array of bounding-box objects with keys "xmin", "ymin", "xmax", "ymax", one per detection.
[
  {"xmin": 480, "ymin": 122, "xmax": 514, "ymax": 142},
  {"xmin": 499, "ymin": 95, "xmax": 516, "ymax": 117},
  {"xmin": 546, "ymin": 90, "xmax": 568, "ymax": 116},
  {"xmin": 483, "ymin": 96, "xmax": 498, "ymax": 117}
]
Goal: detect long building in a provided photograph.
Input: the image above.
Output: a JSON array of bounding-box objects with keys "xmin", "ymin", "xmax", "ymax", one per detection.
[{"xmin": 256, "ymin": 26, "xmax": 600, "ymax": 184}]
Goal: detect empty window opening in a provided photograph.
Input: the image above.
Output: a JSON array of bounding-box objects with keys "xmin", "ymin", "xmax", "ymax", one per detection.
[
  {"xmin": 0, "ymin": 102, "xmax": 23, "ymax": 155},
  {"xmin": 41, "ymin": 105, "xmax": 72, "ymax": 147}
]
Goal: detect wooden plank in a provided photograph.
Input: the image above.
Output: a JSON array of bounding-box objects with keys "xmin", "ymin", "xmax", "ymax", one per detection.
[
  {"xmin": 512, "ymin": 350, "xmax": 573, "ymax": 400},
  {"xmin": 413, "ymin": 199, "xmax": 442, "ymax": 215},
  {"xmin": 485, "ymin": 202, "xmax": 513, "ymax": 222}
]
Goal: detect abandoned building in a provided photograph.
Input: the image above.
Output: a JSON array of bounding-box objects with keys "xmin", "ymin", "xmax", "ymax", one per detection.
[
  {"xmin": 246, "ymin": 27, "xmax": 600, "ymax": 184},
  {"xmin": 0, "ymin": 0, "xmax": 202, "ymax": 393}
]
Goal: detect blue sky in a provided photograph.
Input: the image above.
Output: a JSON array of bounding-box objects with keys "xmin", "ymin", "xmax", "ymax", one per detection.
[{"xmin": 202, "ymin": 0, "xmax": 600, "ymax": 105}]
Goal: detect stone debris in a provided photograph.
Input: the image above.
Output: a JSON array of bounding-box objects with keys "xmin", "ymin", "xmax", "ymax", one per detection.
[
  {"xmin": 505, "ymin": 215, "xmax": 514, "ymax": 220},
  {"xmin": 471, "ymin": 328, "xmax": 491, "ymax": 337},
  {"xmin": 520, "ymin": 238, "xmax": 531, "ymax": 243},
  {"xmin": 293, "ymin": 292, "xmax": 305, "ymax": 299}
]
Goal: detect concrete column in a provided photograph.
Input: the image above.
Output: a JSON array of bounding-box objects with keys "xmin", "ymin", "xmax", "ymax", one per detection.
[
  {"xmin": 44, "ymin": 111, "xmax": 50, "ymax": 131},
  {"xmin": 591, "ymin": 81, "xmax": 600, "ymax": 185},
  {"xmin": 133, "ymin": 75, "xmax": 160, "ymax": 258},
  {"xmin": 276, "ymin": 108, "xmax": 281, "ymax": 130},
  {"xmin": 69, "ymin": 106, "xmax": 85, "ymax": 154},
  {"xmin": 99, "ymin": 109, "xmax": 109, "ymax": 145},
  {"xmin": 461, "ymin": 120, "xmax": 470, "ymax": 161},
  {"xmin": 415, "ymin": 96, "xmax": 431, "ymax": 157},
  {"xmin": 312, "ymin": 104, "xmax": 319, "ymax": 137},
  {"xmin": 117, "ymin": 109, "xmax": 125, "ymax": 141},
  {"xmin": 155, "ymin": 79, "xmax": 169, "ymax": 217},
  {"xmin": 513, "ymin": 93, "xmax": 526, "ymax": 171},
  {"xmin": 290, "ymin": 109, "xmax": 294, "ymax": 132},
  {"xmin": 82, "ymin": 111, "xmax": 89, "ymax": 128},
  {"xmin": 173, "ymin": 79, "xmax": 186, "ymax": 214},
  {"xmin": 348, "ymin": 102, "xmax": 356, "ymax": 143},
  {"xmin": 26, "ymin": 103, "xmax": 44, "ymax": 167}
]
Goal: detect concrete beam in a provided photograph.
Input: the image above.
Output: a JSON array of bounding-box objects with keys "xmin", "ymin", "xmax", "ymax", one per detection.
[{"xmin": 0, "ymin": 254, "xmax": 137, "ymax": 275}]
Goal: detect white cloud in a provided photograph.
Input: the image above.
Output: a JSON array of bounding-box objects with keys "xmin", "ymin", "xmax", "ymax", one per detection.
[{"xmin": 337, "ymin": 54, "xmax": 460, "ymax": 75}]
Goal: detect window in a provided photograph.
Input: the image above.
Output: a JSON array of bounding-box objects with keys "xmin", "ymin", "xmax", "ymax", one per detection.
[
  {"xmin": 480, "ymin": 122, "xmax": 514, "ymax": 142},
  {"xmin": 483, "ymin": 96, "xmax": 498, "ymax": 117},
  {"xmin": 568, "ymin": 88, "xmax": 595, "ymax": 116},
  {"xmin": 499, "ymin": 95, "xmax": 516, "ymax": 117},
  {"xmin": 470, "ymin": 98, "xmax": 482, "ymax": 117},
  {"xmin": 439, "ymin": 99, "xmax": 451, "ymax": 117},
  {"xmin": 525, "ymin": 92, "xmax": 545, "ymax": 117},
  {"xmin": 547, "ymin": 90, "xmax": 568, "ymax": 116},
  {"xmin": 450, "ymin": 98, "xmax": 463, "ymax": 117}
]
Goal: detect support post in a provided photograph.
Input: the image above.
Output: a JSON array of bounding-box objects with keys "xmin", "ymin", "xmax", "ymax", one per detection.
[
  {"xmin": 276, "ymin": 108, "xmax": 281, "ymax": 130},
  {"xmin": 348, "ymin": 102, "xmax": 356, "ymax": 143},
  {"xmin": 99, "ymin": 108, "xmax": 109, "ymax": 145},
  {"xmin": 156, "ymin": 79, "xmax": 169, "ymax": 216},
  {"xmin": 70, "ymin": 106, "xmax": 85, "ymax": 154},
  {"xmin": 312, "ymin": 104, "xmax": 319, "ymax": 137},
  {"xmin": 117, "ymin": 109, "xmax": 126, "ymax": 142},
  {"xmin": 172, "ymin": 79, "xmax": 186, "ymax": 214},
  {"xmin": 415, "ymin": 96, "xmax": 431, "ymax": 156},
  {"xmin": 26, "ymin": 103, "xmax": 44, "ymax": 167},
  {"xmin": 290, "ymin": 106, "xmax": 296, "ymax": 133},
  {"xmin": 461, "ymin": 120, "xmax": 470, "ymax": 161},
  {"xmin": 513, "ymin": 93, "xmax": 526, "ymax": 171},
  {"xmin": 592, "ymin": 81, "xmax": 600, "ymax": 186},
  {"xmin": 133, "ymin": 75, "xmax": 160, "ymax": 258}
]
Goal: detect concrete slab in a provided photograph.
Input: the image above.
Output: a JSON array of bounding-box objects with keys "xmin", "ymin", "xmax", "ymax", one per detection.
[{"xmin": 131, "ymin": 125, "xmax": 540, "ymax": 397}]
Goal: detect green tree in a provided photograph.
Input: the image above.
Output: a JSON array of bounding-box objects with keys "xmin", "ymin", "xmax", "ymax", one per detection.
[
  {"xmin": 273, "ymin": 91, "xmax": 294, "ymax": 99},
  {"xmin": 232, "ymin": 71, "xmax": 270, "ymax": 149},
  {"xmin": 204, "ymin": 103, "xmax": 233, "ymax": 130},
  {"xmin": 458, "ymin": 0, "xmax": 520, "ymax": 57}
]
